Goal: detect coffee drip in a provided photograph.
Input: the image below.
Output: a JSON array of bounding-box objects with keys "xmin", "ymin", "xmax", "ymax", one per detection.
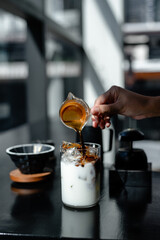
[{"xmin": 59, "ymin": 92, "xmax": 90, "ymax": 149}]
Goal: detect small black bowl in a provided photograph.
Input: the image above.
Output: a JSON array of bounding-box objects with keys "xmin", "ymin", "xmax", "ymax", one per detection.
[{"xmin": 6, "ymin": 143, "xmax": 55, "ymax": 174}]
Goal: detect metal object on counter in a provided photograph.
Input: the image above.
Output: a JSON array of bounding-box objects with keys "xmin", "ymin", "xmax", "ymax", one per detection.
[{"xmin": 109, "ymin": 128, "xmax": 152, "ymax": 187}]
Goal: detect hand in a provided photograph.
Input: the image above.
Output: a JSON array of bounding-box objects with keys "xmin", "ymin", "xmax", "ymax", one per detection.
[{"xmin": 91, "ymin": 85, "xmax": 156, "ymax": 129}]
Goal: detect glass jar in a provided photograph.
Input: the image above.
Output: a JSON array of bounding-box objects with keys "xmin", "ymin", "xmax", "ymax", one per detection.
[{"xmin": 60, "ymin": 142, "xmax": 101, "ymax": 208}]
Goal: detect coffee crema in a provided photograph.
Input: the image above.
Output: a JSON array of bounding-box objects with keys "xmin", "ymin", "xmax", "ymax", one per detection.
[{"xmin": 61, "ymin": 142, "xmax": 100, "ymax": 167}]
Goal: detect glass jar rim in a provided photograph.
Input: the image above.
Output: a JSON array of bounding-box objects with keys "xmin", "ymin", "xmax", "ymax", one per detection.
[{"xmin": 60, "ymin": 142, "xmax": 101, "ymax": 148}]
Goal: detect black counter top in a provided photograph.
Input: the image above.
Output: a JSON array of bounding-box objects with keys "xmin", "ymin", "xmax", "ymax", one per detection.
[{"xmin": 0, "ymin": 121, "xmax": 160, "ymax": 240}]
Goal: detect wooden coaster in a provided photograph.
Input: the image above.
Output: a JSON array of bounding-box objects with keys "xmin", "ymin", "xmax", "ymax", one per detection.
[
  {"xmin": 10, "ymin": 169, "xmax": 52, "ymax": 183},
  {"xmin": 11, "ymin": 186, "xmax": 43, "ymax": 195}
]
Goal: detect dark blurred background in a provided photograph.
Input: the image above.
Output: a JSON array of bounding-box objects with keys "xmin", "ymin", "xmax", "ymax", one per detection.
[{"xmin": 0, "ymin": 0, "xmax": 160, "ymax": 141}]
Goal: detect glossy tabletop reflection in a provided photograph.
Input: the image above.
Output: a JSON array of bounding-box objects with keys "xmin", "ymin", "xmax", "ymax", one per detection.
[{"xmin": 0, "ymin": 120, "xmax": 160, "ymax": 240}]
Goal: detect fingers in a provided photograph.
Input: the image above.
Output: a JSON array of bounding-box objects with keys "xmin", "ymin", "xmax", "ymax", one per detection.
[
  {"xmin": 91, "ymin": 103, "xmax": 114, "ymax": 129},
  {"xmin": 92, "ymin": 115, "xmax": 99, "ymax": 128},
  {"xmin": 91, "ymin": 104, "xmax": 111, "ymax": 116},
  {"xmin": 91, "ymin": 114, "xmax": 111, "ymax": 129},
  {"xmin": 91, "ymin": 100, "xmax": 120, "ymax": 117},
  {"xmin": 91, "ymin": 86, "xmax": 119, "ymax": 129},
  {"xmin": 105, "ymin": 116, "xmax": 111, "ymax": 128}
]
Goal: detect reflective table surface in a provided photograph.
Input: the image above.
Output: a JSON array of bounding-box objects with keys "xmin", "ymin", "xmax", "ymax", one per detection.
[{"xmin": 0, "ymin": 120, "xmax": 160, "ymax": 240}]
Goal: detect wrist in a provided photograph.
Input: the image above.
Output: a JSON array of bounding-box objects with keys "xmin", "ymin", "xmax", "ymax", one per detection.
[{"xmin": 147, "ymin": 96, "xmax": 160, "ymax": 118}]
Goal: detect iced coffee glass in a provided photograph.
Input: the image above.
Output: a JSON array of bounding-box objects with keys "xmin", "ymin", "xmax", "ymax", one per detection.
[{"xmin": 60, "ymin": 142, "xmax": 101, "ymax": 208}]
